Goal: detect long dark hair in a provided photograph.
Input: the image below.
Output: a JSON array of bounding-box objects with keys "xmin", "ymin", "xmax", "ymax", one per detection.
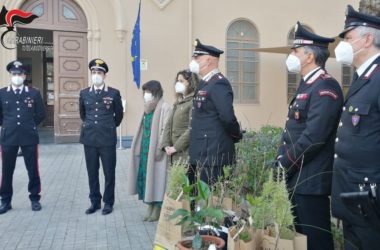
[{"xmin": 174, "ymin": 69, "xmax": 200, "ymax": 99}]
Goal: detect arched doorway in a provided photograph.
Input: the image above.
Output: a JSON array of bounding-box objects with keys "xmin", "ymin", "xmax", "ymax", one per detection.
[{"xmin": 18, "ymin": 0, "xmax": 88, "ymax": 143}]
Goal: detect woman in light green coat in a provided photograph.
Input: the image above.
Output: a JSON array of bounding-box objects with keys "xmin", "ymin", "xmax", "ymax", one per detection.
[{"xmin": 162, "ymin": 70, "xmax": 200, "ymax": 165}]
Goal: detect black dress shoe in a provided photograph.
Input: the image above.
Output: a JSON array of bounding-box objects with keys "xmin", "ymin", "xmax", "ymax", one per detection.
[
  {"xmin": 102, "ymin": 204, "xmax": 113, "ymax": 215},
  {"xmin": 31, "ymin": 201, "xmax": 42, "ymax": 211},
  {"xmin": 0, "ymin": 202, "xmax": 12, "ymax": 214},
  {"xmin": 85, "ymin": 203, "xmax": 101, "ymax": 214}
]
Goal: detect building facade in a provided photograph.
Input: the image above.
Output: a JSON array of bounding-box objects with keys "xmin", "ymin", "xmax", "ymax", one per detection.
[{"xmin": 0, "ymin": 0, "xmax": 358, "ymax": 143}]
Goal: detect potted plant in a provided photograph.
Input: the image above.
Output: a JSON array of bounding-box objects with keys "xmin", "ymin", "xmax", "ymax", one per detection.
[{"xmin": 169, "ymin": 174, "xmax": 226, "ymax": 250}]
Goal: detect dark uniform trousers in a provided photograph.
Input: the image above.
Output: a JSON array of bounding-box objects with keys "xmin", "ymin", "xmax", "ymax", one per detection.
[
  {"xmin": 79, "ymin": 85, "xmax": 123, "ymax": 206},
  {"xmin": 188, "ymin": 72, "xmax": 241, "ymax": 186},
  {"xmin": 84, "ymin": 145, "xmax": 116, "ymax": 205},
  {"xmin": 332, "ymin": 56, "xmax": 380, "ymax": 250},
  {"xmin": 278, "ymin": 68, "xmax": 343, "ymax": 250},
  {"xmin": 0, "ymin": 86, "xmax": 45, "ymax": 204}
]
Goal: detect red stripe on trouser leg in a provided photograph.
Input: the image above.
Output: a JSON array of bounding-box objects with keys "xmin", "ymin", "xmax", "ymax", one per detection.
[{"xmin": 36, "ymin": 145, "xmax": 41, "ymax": 193}]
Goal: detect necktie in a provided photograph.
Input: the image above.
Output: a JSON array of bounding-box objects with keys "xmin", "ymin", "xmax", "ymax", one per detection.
[
  {"xmin": 15, "ymin": 89, "xmax": 20, "ymax": 95},
  {"xmin": 96, "ymin": 89, "xmax": 101, "ymax": 95}
]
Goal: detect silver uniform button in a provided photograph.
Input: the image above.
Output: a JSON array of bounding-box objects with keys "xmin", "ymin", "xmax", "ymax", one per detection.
[
  {"xmin": 339, "ymin": 122, "xmax": 343, "ymax": 127},
  {"xmin": 95, "ymin": 115, "xmax": 98, "ymax": 118},
  {"xmin": 286, "ymin": 117, "xmax": 289, "ymax": 121},
  {"xmin": 343, "ymin": 107, "xmax": 346, "ymax": 111},
  {"xmin": 17, "ymin": 115, "xmax": 20, "ymax": 118},
  {"xmin": 94, "ymin": 121, "xmax": 98, "ymax": 124},
  {"xmin": 334, "ymin": 154, "xmax": 338, "ymax": 159},
  {"xmin": 355, "ymin": 108, "xmax": 358, "ymax": 112},
  {"xmin": 96, "ymin": 102, "xmax": 98, "ymax": 105},
  {"xmin": 335, "ymin": 138, "xmax": 339, "ymax": 143},
  {"xmin": 17, "ymin": 108, "xmax": 20, "ymax": 111},
  {"xmin": 95, "ymin": 108, "xmax": 98, "ymax": 111},
  {"xmin": 284, "ymin": 129, "xmax": 287, "ymax": 133},
  {"xmin": 364, "ymin": 177, "xmax": 369, "ymax": 182},
  {"xmin": 17, "ymin": 122, "xmax": 20, "ymax": 125},
  {"xmin": 204, "ymin": 134, "xmax": 207, "ymax": 137},
  {"xmin": 283, "ymin": 141, "xmax": 286, "ymax": 145},
  {"xmin": 16, "ymin": 101, "xmax": 19, "ymax": 104}
]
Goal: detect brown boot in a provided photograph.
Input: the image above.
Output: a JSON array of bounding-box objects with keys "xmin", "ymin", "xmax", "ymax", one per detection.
[
  {"xmin": 147, "ymin": 205, "xmax": 161, "ymax": 222},
  {"xmin": 143, "ymin": 204, "xmax": 154, "ymax": 221}
]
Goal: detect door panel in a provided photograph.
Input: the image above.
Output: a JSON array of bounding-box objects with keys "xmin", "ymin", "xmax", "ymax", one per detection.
[{"xmin": 54, "ymin": 31, "xmax": 87, "ymax": 143}]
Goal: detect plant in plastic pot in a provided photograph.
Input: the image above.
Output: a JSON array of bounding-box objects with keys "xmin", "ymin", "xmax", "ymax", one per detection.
[{"xmin": 169, "ymin": 175, "xmax": 226, "ymax": 250}]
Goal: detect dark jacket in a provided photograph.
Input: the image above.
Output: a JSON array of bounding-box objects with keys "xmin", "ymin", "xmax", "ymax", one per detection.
[
  {"xmin": 189, "ymin": 71, "xmax": 240, "ymax": 168},
  {"xmin": 0, "ymin": 85, "xmax": 45, "ymax": 146},
  {"xmin": 162, "ymin": 93, "xmax": 194, "ymax": 164},
  {"xmin": 278, "ymin": 68, "xmax": 343, "ymax": 195},
  {"xmin": 332, "ymin": 56, "xmax": 380, "ymax": 227},
  {"xmin": 79, "ymin": 85, "xmax": 123, "ymax": 147}
]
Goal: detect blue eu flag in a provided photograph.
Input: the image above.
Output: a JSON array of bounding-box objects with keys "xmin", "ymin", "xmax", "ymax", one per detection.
[{"xmin": 131, "ymin": 1, "xmax": 141, "ymax": 89}]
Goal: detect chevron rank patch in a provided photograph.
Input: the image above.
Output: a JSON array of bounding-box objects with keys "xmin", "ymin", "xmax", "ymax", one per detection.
[{"xmin": 318, "ymin": 89, "xmax": 338, "ymax": 100}]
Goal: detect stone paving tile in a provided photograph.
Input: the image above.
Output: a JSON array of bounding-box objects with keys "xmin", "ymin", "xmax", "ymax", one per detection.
[{"xmin": 0, "ymin": 144, "xmax": 158, "ymax": 250}]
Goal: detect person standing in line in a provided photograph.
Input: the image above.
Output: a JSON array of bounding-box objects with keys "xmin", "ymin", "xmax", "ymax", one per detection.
[
  {"xmin": 162, "ymin": 69, "xmax": 200, "ymax": 165},
  {"xmin": 275, "ymin": 22, "xmax": 343, "ymax": 250},
  {"xmin": 0, "ymin": 60, "xmax": 45, "ymax": 214},
  {"xmin": 127, "ymin": 80, "xmax": 171, "ymax": 222},
  {"xmin": 79, "ymin": 58, "xmax": 124, "ymax": 215}
]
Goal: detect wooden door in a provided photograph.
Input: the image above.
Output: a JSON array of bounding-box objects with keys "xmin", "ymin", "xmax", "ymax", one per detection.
[{"xmin": 53, "ymin": 31, "xmax": 87, "ymax": 143}]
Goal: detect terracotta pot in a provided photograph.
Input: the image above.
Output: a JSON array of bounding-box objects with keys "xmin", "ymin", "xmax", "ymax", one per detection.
[{"xmin": 176, "ymin": 235, "xmax": 225, "ymax": 250}]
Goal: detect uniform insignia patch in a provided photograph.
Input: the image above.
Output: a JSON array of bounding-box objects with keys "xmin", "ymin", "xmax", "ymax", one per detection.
[
  {"xmin": 318, "ymin": 90, "xmax": 338, "ymax": 100},
  {"xmin": 352, "ymin": 114, "xmax": 360, "ymax": 126},
  {"xmin": 296, "ymin": 93, "xmax": 308, "ymax": 100},
  {"xmin": 198, "ymin": 90, "xmax": 207, "ymax": 96}
]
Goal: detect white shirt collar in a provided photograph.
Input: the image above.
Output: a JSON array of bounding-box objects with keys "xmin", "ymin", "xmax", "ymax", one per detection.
[
  {"xmin": 357, "ymin": 53, "xmax": 380, "ymax": 77},
  {"xmin": 202, "ymin": 68, "xmax": 220, "ymax": 82},
  {"xmin": 303, "ymin": 67, "xmax": 321, "ymax": 81},
  {"xmin": 11, "ymin": 85, "xmax": 24, "ymax": 94},
  {"xmin": 93, "ymin": 84, "xmax": 105, "ymax": 91}
]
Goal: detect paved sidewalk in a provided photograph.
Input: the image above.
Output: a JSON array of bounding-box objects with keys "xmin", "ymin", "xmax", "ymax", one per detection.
[{"xmin": 0, "ymin": 144, "xmax": 157, "ymax": 250}]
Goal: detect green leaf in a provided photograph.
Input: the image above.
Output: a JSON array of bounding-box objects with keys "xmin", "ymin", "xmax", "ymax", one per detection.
[
  {"xmin": 197, "ymin": 180, "xmax": 210, "ymax": 201},
  {"xmin": 168, "ymin": 209, "xmax": 189, "ymax": 220}
]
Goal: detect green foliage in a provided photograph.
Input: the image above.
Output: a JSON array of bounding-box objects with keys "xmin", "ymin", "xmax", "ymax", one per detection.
[
  {"xmin": 248, "ymin": 169, "xmax": 295, "ymax": 238},
  {"xmin": 169, "ymin": 174, "xmax": 225, "ymax": 250},
  {"xmin": 331, "ymin": 220, "xmax": 344, "ymax": 250},
  {"xmin": 239, "ymin": 229, "xmax": 252, "ymax": 243},
  {"xmin": 236, "ymin": 125, "xmax": 283, "ymax": 197},
  {"xmin": 166, "ymin": 160, "xmax": 188, "ymax": 200}
]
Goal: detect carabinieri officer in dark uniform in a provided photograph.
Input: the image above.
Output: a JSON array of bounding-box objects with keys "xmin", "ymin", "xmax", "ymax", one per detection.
[
  {"xmin": 188, "ymin": 39, "xmax": 242, "ymax": 185},
  {"xmin": 332, "ymin": 5, "xmax": 380, "ymax": 249},
  {"xmin": 276, "ymin": 23, "xmax": 343, "ymax": 250},
  {"xmin": 80, "ymin": 59, "xmax": 123, "ymax": 215},
  {"xmin": 0, "ymin": 60, "xmax": 45, "ymax": 214}
]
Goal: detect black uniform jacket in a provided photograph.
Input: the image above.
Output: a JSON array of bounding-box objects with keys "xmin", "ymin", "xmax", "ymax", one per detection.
[
  {"xmin": 189, "ymin": 72, "xmax": 241, "ymax": 167},
  {"xmin": 332, "ymin": 56, "xmax": 380, "ymax": 227},
  {"xmin": 278, "ymin": 68, "xmax": 343, "ymax": 195},
  {"xmin": 0, "ymin": 85, "xmax": 45, "ymax": 146},
  {"xmin": 79, "ymin": 85, "xmax": 123, "ymax": 147}
]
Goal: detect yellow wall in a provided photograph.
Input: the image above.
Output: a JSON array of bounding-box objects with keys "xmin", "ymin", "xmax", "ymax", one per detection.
[{"xmin": 0, "ymin": 0, "xmax": 359, "ymax": 136}]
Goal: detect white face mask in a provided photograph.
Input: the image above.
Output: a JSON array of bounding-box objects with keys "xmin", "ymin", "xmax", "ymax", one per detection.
[
  {"xmin": 335, "ymin": 38, "xmax": 365, "ymax": 65},
  {"xmin": 285, "ymin": 54, "xmax": 302, "ymax": 73},
  {"xmin": 91, "ymin": 74, "xmax": 104, "ymax": 86},
  {"xmin": 175, "ymin": 82, "xmax": 186, "ymax": 94},
  {"xmin": 189, "ymin": 60, "xmax": 200, "ymax": 74},
  {"xmin": 11, "ymin": 76, "xmax": 24, "ymax": 86},
  {"xmin": 144, "ymin": 92, "xmax": 154, "ymax": 102}
]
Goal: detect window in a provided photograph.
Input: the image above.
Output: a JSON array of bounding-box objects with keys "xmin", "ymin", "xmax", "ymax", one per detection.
[
  {"xmin": 226, "ymin": 20, "xmax": 259, "ymax": 103},
  {"xmin": 63, "ymin": 5, "xmax": 77, "ymax": 20},
  {"xmin": 31, "ymin": 4, "xmax": 44, "ymax": 17},
  {"xmin": 342, "ymin": 65, "xmax": 354, "ymax": 96},
  {"xmin": 286, "ymin": 24, "xmax": 313, "ymax": 102}
]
